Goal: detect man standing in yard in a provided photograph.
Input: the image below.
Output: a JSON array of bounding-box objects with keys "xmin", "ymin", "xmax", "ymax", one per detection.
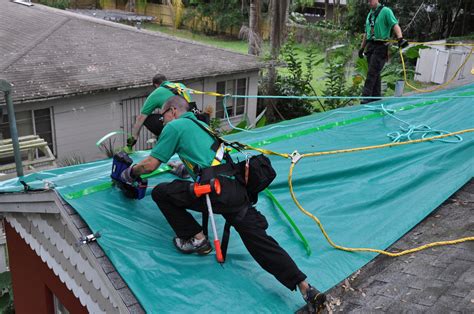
[{"xmin": 359, "ymin": 0, "xmax": 408, "ymax": 104}]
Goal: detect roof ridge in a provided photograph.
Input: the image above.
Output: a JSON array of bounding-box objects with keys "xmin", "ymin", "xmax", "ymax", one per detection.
[
  {"xmin": 0, "ymin": 15, "xmax": 70, "ymax": 72},
  {"xmin": 35, "ymin": 4, "xmax": 255, "ymax": 59}
]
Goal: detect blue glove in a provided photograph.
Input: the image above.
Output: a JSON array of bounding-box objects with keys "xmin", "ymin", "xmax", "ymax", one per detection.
[{"xmin": 121, "ymin": 166, "xmax": 138, "ymax": 184}]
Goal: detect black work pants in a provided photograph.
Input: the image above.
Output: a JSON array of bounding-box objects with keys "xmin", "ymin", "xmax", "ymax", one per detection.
[
  {"xmin": 362, "ymin": 42, "xmax": 388, "ymax": 102},
  {"xmin": 144, "ymin": 114, "xmax": 164, "ymax": 137},
  {"xmin": 151, "ymin": 180, "xmax": 307, "ymax": 290}
]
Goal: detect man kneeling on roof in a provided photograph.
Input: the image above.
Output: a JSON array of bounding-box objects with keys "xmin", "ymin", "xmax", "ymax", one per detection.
[{"xmin": 120, "ymin": 95, "xmax": 326, "ymax": 311}]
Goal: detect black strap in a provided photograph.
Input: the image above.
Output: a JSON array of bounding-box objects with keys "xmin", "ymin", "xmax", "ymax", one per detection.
[
  {"xmin": 184, "ymin": 117, "xmax": 246, "ymax": 153},
  {"xmin": 202, "ymin": 212, "xmax": 209, "ymax": 237},
  {"xmin": 369, "ymin": 4, "xmax": 384, "ymax": 27},
  {"xmin": 221, "ymin": 221, "xmax": 232, "ymax": 262}
]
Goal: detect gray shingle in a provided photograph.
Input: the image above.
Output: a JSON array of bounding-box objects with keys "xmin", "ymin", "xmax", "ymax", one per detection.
[{"xmin": 0, "ymin": 1, "xmax": 260, "ymax": 104}]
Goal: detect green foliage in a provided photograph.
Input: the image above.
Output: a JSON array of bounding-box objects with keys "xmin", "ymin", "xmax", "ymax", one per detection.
[
  {"xmin": 255, "ymin": 115, "xmax": 267, "ymax": 128},
  {"xmin": 323, "ymin": 46, "xmax": 361, "ymax": 109},
  {"xmin": 58, "ymin": 153, "xmax": 86, "ymax": 167},
  {"xmin": 38, "ymin": 0, "xmax": 70, "ymax": 9},
  {"xmin": 271, "ymin": 34, "xmax": 321, "ymax": 119},
  {"xmin": 209, "ymin": 117, "xmax": 222, "ymax": 133},
  {"xmin": 343, "ymin": 0, "xmax": 369, "ymax": 34},
  {"xmin": 184, "ymin": 0, "xmax": 245, "ymax": 35},
  {"xmin": 0, "ymin": 272, "xmax": 14, "ymax": 314},
  {"xmin": 304, "ymin": 23, "xmax": 349, "ymax": 50}
]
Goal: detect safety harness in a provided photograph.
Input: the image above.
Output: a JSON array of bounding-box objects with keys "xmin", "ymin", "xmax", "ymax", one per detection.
[
  {"xmin": 185, "ymin": 117, "xmax": 276, "ymax": 262},
  {"xmin": 368, "ymin": 4, "xmax": 385, "ymax": 40},
  {"xmin": 163, "ymin": 83, "xmax": 210, "ymax": 124}
]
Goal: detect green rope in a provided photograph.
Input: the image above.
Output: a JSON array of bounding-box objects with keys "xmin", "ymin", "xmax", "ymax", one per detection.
[{"xmin": 264, "ymin": 189, "xmax": 311, "ymax": 256}]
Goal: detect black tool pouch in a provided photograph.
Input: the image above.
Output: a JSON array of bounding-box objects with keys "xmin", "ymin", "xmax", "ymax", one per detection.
[
  {"xmin": 199, "ymin": 163, "xmax": 248, "ymax": 214},
  {"xmin": 238, "ymin": 154, "xmax": 276, "ymax": 204}
]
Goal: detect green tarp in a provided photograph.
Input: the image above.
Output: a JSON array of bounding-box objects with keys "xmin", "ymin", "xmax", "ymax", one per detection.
[{"xmin": 1, "ymin": 84, "xmax": 473, "ymax": 313}]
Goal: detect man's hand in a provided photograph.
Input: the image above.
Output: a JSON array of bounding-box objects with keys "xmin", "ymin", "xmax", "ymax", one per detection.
[
  {"xmin": 397, "ymin": 38, "xmax": 409, "ymax": 49},
  {"xmin": 121, "ymin": 166, "xmax": 138, "ymax": 184},
  {"xmin": 127, "ymin": 136, "xmax": 137, "ymax": 148},
  {"xmin": 168, "ymin": 161, "xmax": 190, "ymax": 179},
  {"xmin": 358, "ymin": 48, "xmax": 365, "ymax": 59}
]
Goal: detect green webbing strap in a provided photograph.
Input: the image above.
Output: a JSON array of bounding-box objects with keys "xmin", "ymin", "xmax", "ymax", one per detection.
[
  {"xmin": 264, "ymin": 189, "xmax": 311, "ymax": 256},
  {"xmin": 64, "ymin": 165, "xmax": 172, "ymax": 200},
  {"xmin": 244, "ymin": 96, "xmax": 466, "ymax": 149}
]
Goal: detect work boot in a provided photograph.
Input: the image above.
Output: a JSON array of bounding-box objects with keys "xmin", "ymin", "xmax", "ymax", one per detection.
[
  {"xmin": 303, "ymin": 285, "xmax": 326, "ymax": 313},
  {"xmin": 173, "ymin": 236, "xmax": 212, "ymax": 255}
]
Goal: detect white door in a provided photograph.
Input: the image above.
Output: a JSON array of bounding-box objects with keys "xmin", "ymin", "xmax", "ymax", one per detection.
[{"xmin": 431, "ymin": 50, "xmax": 449, "ymax": 84}]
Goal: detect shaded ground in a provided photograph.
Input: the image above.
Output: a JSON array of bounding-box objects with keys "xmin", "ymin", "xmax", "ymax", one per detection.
[{"xmin": 325, "ymin": 179, "xmax": 474, "ymax": 313}]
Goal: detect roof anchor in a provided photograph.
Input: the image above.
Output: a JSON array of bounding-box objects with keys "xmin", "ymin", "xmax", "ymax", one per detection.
[
  {"xmin": 290, "ymin": 150, "xmax": 302, "ymax": 164},
  {"xmin": 77, "ymin": 231, "xmax": 101, "ymax": 246}
]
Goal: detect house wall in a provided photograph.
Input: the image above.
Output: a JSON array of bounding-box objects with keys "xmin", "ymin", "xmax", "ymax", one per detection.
[
  {"xmin": 5, "ymin": 222, "xmax": 87, "ymax": 314},
  {"xmin": 12, "ymin": 70, "xmax": 259, "ymax": 163}
]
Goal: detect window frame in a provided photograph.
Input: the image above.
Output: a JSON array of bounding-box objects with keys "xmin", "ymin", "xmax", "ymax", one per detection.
[{"xmin": 215, "ymin": 77, "xmax": 248, "ymax": 119}]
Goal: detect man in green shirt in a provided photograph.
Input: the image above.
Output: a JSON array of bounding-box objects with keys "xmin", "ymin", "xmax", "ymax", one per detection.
[
  {"xmin": 127, "ymin": 74, "xmax": 192, "ymax": 148},
  {"xmin": 359, "ymin": 0, "xmax": 408, "ymax": 104},
  {"xmin": 121, "ymin": 96, "xmax": 327, "ymax": 312}
]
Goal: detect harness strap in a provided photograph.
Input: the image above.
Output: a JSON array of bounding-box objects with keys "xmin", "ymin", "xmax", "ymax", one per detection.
[
  {"xmin": 221, "ymin": 221, "xmax": 232, "ymax": 261},
  {"xmin": 369, "ymin": 4, "xmax": 385, "ymax": 39},
  {"xmin": 162, "ymin": 82, "xmax": 192, "ymax": 103}
]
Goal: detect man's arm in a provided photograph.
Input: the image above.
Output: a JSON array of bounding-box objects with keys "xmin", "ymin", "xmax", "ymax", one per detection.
[
  {"xmin": 392, "ymin": 24, "xmax": 408, "ymax": 48},
  {"xmin": 132, "ymin": 156, "xmax": 161, "ymax": 176},
  {"xmin": 392, "ymin": 24, "xmax": 403, "ymax": 39},
  {"xmin": 360, "ymin": 33, "xmax": 367, "ymax": 49},
  {"xmin": 131, "ymin": 114, "xmax": 148, "ymax": 139}
]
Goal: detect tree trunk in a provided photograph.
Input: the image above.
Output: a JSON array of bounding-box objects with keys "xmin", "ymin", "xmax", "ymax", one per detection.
[
  {"xmin": 325, "ymin": 0, "xmax": 329, "ymax": 20},
  {"xmin": 334, "ymin": 0, "xmax": 340, "ymax": 25},
  {"xmin": 266, "ymin": 0, "xmax": 289, "ymax": 122},
  {"xmin": 248, "ymin": 0, "xmax": 260, "ymax": 55}
]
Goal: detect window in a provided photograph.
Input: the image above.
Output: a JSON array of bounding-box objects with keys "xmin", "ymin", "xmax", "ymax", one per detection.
[
  {"xmin": 215, "ymin": 78, "xmax": 248, "ymax": 119},
  {"xmin": 52, "ymin": 294, "xmax": 69, "ymax": 314},
  {"xmin": 0, "ymin": 107, "xmax": 55, "ymax": 155}
]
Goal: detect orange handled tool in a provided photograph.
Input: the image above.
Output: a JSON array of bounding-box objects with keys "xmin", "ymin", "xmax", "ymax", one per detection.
[{"xmin": 193, "ymin": 179, "xmax": 224, "ymax": 263}]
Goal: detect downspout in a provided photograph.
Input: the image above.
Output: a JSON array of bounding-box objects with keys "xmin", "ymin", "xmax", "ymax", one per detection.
[{"xmin": 0, "ymin": 80, "xmax": 24, "ymax": 177}]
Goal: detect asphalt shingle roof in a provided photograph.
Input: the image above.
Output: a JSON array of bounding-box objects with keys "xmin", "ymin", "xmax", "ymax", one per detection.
[{"xmin": 0, "ymin": 0, "xmax": 260, "ymax": 103}]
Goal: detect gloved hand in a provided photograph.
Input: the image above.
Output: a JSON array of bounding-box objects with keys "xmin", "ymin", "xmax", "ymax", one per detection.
[
  {"xmin": 168, "ymin": 161, "xmax": 190, "ymax": 179},
  {"xmin": 358, "ymin": 48, "xmax": 365, "ymax": 59},
  {"xmin": 121, "ymin": 166, "xmax": 138, "ymax": 184},
  {"xmin": 127, "ymin": 136, "xmax": 137, "ymax": 148},
  {"xmin": 397, "ymin": 38, "xmax": 409, "ymax": 49}
]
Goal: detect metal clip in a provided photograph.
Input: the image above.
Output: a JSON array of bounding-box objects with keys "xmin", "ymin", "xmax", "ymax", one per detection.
[
  {"xmin": 77, "ymin": 232, "xmax": 101, "ymax": 246},
  {"xmin": 290, "ymin": 151, "xmax": 302, "ymax": 163}
]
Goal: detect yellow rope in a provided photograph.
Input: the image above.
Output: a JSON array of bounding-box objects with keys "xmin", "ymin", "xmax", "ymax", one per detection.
[
  {"xmin": 243, "ymin": 128, "xmax": 474, "ymax": 257},
  {"xmin": 301, "ymin": 128, "xmax": 474, "ymax": 158}
]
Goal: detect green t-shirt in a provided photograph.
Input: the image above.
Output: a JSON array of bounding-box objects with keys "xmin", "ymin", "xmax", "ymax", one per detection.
[
  {"xmin": 150, "ymin": 112, "xmax": 217, "ymax": 178},
  {"xmin": 140, "ymin": 81, "xmax": 191, "ymax": 115},
  {"xmin": 365, "ymin": 5, "xmax": 399, "ymax": 41}
]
